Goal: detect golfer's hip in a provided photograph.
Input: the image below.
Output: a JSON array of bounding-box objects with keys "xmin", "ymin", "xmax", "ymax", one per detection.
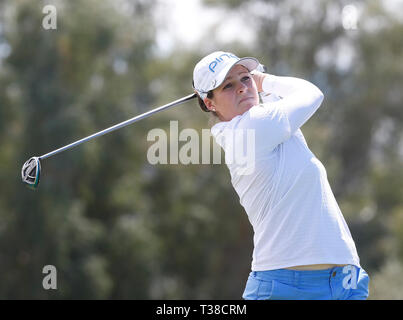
[{"xmin": 242, "ymin": 265, "xmax": 370, "ymax": 300}]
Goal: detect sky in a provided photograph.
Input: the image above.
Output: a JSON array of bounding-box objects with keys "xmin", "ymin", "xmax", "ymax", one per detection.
[
  {"xmin": 153, "ymin": 0, "xmax": 256, "ymax": 55},
  {"xmin": 153, "ymin": 0, "xmax": 403, "ymax": 55},
  {"xmin": 2, "ymin": 0, "xmax": 403, "ymax": 63}
]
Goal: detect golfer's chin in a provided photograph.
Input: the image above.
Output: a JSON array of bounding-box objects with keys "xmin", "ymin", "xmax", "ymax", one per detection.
[{"xmin": 239, "ymin": 100, "xmax": 257, "ymax": 113}]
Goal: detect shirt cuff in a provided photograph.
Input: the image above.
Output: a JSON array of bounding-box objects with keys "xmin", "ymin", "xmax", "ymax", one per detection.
[{"xmin": 261, "ymin": 74, "xmax": 278, "ymax": 94}]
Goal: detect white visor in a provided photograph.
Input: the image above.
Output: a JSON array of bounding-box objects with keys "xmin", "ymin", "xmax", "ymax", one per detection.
[{"xmin": 193, "ymin": 51, "xmax": 260, "ymax": 99}]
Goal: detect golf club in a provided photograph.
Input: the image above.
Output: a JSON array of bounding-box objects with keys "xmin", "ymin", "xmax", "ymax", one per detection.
[{"xmin": 21, "ymin": 93, "xmax": 197, "ymax": 189}]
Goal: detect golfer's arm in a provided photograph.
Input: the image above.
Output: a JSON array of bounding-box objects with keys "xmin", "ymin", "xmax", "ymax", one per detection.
[{"xmin": 262, "ymin": 74, "xmax": 324, "ymax": 132}]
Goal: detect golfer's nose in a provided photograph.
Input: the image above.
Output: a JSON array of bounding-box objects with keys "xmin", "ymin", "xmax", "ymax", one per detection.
[{"xmin": 236, "ymin": 81, "xmax": 247, "ymax": 94}]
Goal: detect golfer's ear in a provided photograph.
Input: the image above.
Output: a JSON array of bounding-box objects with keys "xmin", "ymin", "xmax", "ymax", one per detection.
[{"xmin": 203, "ymin": 98, "xmax": 215, "ymax": 112}]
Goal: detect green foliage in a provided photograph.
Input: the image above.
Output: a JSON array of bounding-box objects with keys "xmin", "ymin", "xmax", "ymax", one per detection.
[
  {"xmin": 0, "ymin": 0, "xmax": 402, "ymax": 299},
  {"xmin": 369, "ymin": 259, "xmax": 403, "ymax": 300},
  {"xmin": 203, "ymin": 0, "xmax": 403, "ymax": 299}
]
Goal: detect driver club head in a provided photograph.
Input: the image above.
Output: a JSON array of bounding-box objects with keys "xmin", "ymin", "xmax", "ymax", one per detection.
[{"xmin": 21, "ymin": 157, "xmax": 41, "ymax": 189}]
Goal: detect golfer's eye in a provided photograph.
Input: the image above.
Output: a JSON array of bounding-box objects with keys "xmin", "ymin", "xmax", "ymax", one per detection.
[
  {"xmin": 242, "ymin": 76, "xmax": 251, "ymax": 82},
  {"xmin": 223, "ymin": 83, "xmax": 232, "ymax": 90}
]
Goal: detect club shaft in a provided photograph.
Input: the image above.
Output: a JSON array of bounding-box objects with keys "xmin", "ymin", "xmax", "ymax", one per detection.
[{"xmin": 39, "ymin": 93, "xmax": 197, "ymax": 160}]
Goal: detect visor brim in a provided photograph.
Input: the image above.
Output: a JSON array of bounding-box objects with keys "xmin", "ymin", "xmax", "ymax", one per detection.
[{"xmin": 209, "ymin": 57, "xmax": 260, "ymax": 92}]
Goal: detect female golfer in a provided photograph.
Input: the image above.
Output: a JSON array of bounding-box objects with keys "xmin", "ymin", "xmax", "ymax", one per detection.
[{"xmin": 192, "ymin": 51, "xmax": 369, "ymax": 300}]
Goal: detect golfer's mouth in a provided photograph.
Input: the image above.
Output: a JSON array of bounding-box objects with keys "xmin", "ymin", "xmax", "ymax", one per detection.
[{"xmin": 239, "ymin": 97, "xmax": 254, "ymax": 104}]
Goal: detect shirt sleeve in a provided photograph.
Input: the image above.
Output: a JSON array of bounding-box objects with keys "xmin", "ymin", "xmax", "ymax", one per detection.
[
  {"xmin": 237, "ymin": 75, "xmax": 324, "ymax": 153},
  {"xmin": 261, "ymin": 74, "xmax": 324, "ymax": 134}
]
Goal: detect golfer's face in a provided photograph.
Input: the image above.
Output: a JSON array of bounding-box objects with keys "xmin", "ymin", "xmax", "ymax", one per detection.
[{"xmin": 207, "ymin": 65, "xmax": 259, "ymax": 121}]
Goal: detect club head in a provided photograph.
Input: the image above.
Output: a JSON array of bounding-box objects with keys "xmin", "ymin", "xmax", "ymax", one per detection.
[{"xmin": 21, "ymin": 157, "xmax": 41, "ymax": 189}]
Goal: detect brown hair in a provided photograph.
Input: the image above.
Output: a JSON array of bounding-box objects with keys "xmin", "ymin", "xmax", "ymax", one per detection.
[
  {"xmin": 197, "ymin": 91, "xmax": 219, "ymax": 123},
  {"xmin": 193, "ymin": 74, "xmax": 219, "ymax": 120},
  {"xmin": 197, "ymin": 91, "xmax": 213, "ymax": 112}
]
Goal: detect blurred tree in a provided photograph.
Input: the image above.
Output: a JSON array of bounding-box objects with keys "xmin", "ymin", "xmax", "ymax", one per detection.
[
  {"xmin": 368, "ymin": 259, "xmax": 403, "ymax": 299},
  {"xmin": 0, "ymin": 0, "xmax": 158, "ymax": 298},
  {"xmin": 0, "ymin": 0, "xmax": 402, "ymax": 300},
  {"xmin": 0, "ymin": 0, "xmax": 252, "ymax": 300},
  {"xmin": 202, "ymin": 0, "xmax": 403, "ymax": 298}
]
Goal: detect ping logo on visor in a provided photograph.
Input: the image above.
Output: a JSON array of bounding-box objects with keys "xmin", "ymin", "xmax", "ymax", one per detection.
[{"xmin": 208, "ymin": 53, "xmax": 239, "ymax": 73}]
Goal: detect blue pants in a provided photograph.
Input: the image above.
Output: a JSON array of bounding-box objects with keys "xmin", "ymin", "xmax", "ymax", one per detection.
[{"xmin": 242, "ymin": 265, "xmax": 369, "ymax": 300}]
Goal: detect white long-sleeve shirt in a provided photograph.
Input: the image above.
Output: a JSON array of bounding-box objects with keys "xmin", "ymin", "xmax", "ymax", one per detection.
[{"xmin": 211, "ymin": 75, "xmax": 360, "ymax": 271}]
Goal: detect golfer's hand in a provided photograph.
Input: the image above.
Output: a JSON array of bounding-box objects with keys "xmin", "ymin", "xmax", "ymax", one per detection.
[{"xmin": 252, "ymin": 71, "xmax": 266, "ymax": 93}]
